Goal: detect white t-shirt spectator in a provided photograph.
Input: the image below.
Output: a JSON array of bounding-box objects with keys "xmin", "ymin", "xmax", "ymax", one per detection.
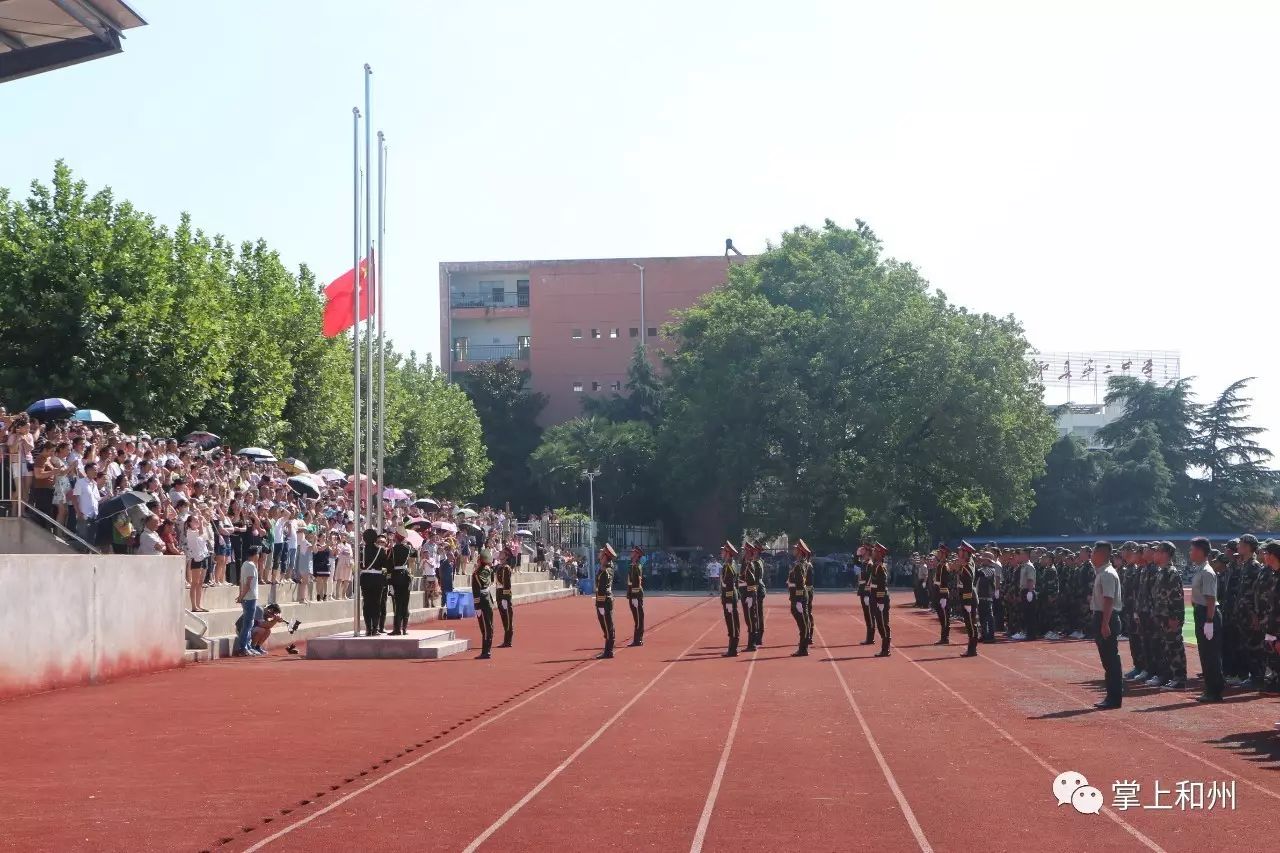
[
  {"xmin": 240, "ymin": 560, "xmax": 259, "ymax": 601},
  {"xmin": 183, "ymin": 526, "xmax": 210, "ymax": 562},
  {"xmin": 74, "ymin": 476, "xmax": 100, "ymax": 519}
]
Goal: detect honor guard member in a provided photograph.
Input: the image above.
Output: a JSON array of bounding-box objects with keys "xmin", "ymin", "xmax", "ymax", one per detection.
[
  {"xmin": 933, "ymin": 546, "xmax": 952, "ymax": 644},
  {"xmin": 627, "ymin": 545, "xmax": 645, "ymax": 647},
  {"xmin": 720, "ymin": 541, "xmax": 741, "ymax": 657},
  {"xmin": 856, "ymin": 544, "xmax": 876, "ymax": 645},
  {"xmin": 803, "ymin": 544, "xmax": 816, "ymax": 645},
  {"xmin": 1152, "ymin": 542, "xmax": 1186, "ymax": 689},
  {"xmin": 596, "ymin": 544, "xmax": 618, "ymax": 659},
  {"xmin": 388, "ymin": 533, "xmax": 415, "ymax": 635},
  {"xmin": 472, "ymin": 548, "xmax": 496, "ymax": 659},
  {"xmin": 955, "ymin": 542, "xmax": 980, "ymax": 656},
  {"xmin": 868, "ymin": 542, "xmax": 891, "ymax": 657},
  {"xmin": 750, "ymin": 538, "xmax": 768, "ymax": 645},
  {"xmin": 788, "ymin": 539, "xmax": 813, "ymax": 656},
  {"xmin": 358, "ymin": 529, "xmax": 389, "ymax": 636},
  {"xmin": 494, "ymin": 551, "xmax": 515, "ymax": 647},
  {"xmin": 738, "ymin": 542, "xmax": 761, "ymax": 652}
]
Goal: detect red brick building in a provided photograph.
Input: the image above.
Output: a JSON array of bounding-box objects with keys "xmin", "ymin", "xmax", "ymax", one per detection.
[{"xmin": 440, "ymin": 256, "xmax": 734, "ymax": 425}]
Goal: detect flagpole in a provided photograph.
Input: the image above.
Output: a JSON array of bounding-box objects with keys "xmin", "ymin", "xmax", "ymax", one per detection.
[
  {"xmin": 376, "ymin": 131, "xmax": 387, "ymax": 525},
  {"xmin": 363, "ymin": 63, "xmax": 375, "ymax": 529},
  {"xmin": 351, "ymin": 104, "xmax": 363, "ymax": 637}
]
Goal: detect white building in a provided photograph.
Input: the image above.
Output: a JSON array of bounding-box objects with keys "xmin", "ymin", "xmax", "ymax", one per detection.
[{"xmin": 1051, "ymin": 401, "xmax": 1125, "ymax": 449}]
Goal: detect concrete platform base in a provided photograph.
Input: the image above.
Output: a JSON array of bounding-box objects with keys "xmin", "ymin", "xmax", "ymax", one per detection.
[{"xmin": 305, "ymin": 628, "xmax": 469, "ymax": 660}]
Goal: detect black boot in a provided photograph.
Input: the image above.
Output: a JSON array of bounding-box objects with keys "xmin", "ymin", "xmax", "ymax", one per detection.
[
  {"xmin": 792, "ymin": 642, "xmax": 809, "ymax": 657},
  {"xmin": 724, "ymin": 641, "xmax": 739, "ymax": 657},
  {"xmin": 876, "ymin": 642, "xmax": 891, "ymax": 658},
  {"xmin": 963, "ymin": 643, "xmax": 978, "ymax": 657},
  {"xmin": 598, "ymin": 641, "xmax": 614, "ymax": 659}
]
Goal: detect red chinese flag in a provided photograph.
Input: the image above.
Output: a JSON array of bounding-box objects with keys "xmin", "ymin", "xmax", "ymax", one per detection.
[{"xmin": 322, "ymin": 258, "xmax": 371, "ymax": 338}]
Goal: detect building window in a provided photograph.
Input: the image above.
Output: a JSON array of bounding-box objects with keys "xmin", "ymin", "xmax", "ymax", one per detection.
[
  {"xmin": 610, "ymin": 381, "xmax": 622, "ymax": 391},
  {"xmin": 591, "ymin": 381, "xmax": 601, "ymax": 392},
  {"xmin": 591, "ymin": 328, "xmax": 600, "ymax": 339},
  {"xmin": 609, "ymin": 328, "xmax": 619, "ymax": 339},
  {"xmin": 517, "ymin": 335, "xmax": 531, "ymax": 358},
  {"xmin": 572, "ymin": 382, "xmax": 583, "ymax": 393},
  {"xmin": 516, "ymin": 279, "xmax": 530, "ymax": 307},
  {"xmin": 572, "ymin": 329, "xmax": 582, "ymax": 339},
  {"xmin": 647, "ymin": 327, "xmax": 658, "ymax": 338},
  {"xmin": 629, "ymin": 327, "xmax": 639, "ymax": 338},
  {"xmin": 452, "ymin": 336, "xmax": 469, "ymax": 361}
]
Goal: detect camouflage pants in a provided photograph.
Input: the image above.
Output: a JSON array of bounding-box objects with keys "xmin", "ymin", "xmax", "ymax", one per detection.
[
  {"xmin": 1003, "ymin": 596, "xmax": 1021, "ymax": 634},
  {"xmin": 1139, "ymin": 614, "xmax": 1164, "ymax": 678},
  {"xmin": 1128, "ymin": 616, "xmax": 1146, "ymax": 672},
  {"xmin": 1161, "ymin": 625, "xmax": 1186, "ymax": 681}
]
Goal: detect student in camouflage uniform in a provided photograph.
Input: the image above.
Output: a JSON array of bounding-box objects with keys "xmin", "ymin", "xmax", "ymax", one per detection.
[
  {"xmin": 1236, "ymin": 534, "xmax": 1265, "ymax": 687},
  {"xmin": 1120, "ymin": 542, "xmax": 1146, "ymax": 680},
  {"xmin": 1000, "ymin": 553, "xmax": 1021, "ymax": 637},
  {"xmin": 1218, "ymin": 540, "xmax": 1240, "ymax": 681},
  {"xmin": 1131, "ymin": 544, "xmax": 1164, "ymax": 685},
  {"xmin": 1151, "ymin": 541, "xmax": 1186, "ymax": 689},
  {"xmin": 1252, "ymin": 538, "xmax": 1279, "ymax": 689},
  {"xmin": 1040, "ymin": 552, "xmax": 1062, "ymax": 640}
]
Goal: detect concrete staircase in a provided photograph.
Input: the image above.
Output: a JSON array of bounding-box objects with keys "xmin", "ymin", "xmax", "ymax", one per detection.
[{"xmin": 183, "ymin": 569, "xmax": 571, "ymax": 661}]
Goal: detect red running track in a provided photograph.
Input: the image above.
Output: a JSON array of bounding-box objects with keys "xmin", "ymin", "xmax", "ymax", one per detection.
[{"xmin": 1, "ymin": 593, "xmax": 1277, "ymax": 853}]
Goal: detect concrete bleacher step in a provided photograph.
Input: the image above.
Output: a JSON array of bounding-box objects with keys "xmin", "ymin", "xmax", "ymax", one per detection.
[{"xmin": 306, "ymin": 628, "xmax": 468, "ymax": 660}]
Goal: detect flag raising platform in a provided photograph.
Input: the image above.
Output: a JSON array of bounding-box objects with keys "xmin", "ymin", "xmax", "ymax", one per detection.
[{"xmin": 306, "ymin": 628, "xmax": 468, "ymax": 660}]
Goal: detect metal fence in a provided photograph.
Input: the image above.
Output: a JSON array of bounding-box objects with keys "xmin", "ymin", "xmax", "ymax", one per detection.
[
  {"xmin": 450, "ymin": 288, "xmax": 530, "ymax": 309},
  {"xmin": 452, "ymin": 343, "xmax": 529, "ymax": 363}
]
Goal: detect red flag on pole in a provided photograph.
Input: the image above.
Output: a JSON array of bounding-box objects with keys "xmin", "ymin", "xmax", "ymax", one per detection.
[{"xmin": 322, "ymin": 258, "xmax": 371, "ymax": 338}]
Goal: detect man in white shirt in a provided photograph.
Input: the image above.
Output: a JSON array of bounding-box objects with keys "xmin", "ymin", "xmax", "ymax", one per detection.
[
  {"xmin": 234, "ymin": 547, "xmax": 262, "ymax": 656},
  {"xmin": 136, "ymin": 514, "xmax": 164, "ymax": 555},
  {"xmin": 73, "ymin": 462, "xmax": 101, "ymax": 542}
]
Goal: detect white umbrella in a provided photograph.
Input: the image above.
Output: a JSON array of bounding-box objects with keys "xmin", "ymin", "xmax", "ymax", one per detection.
[
  {"xmin": 454, "ymin": 507, "xmax": 478, "ymax": 518},
  {"xmin": 237, "ymin": 447, "xmax": 277, "ymax": 463},
  {"xmin": 316, "ymin": 468, "xmax": 346, "ymax": 483},
  {"xmin": 516, "ymin": 529, "xmax": 534, "ymax": 537},
  {"xmin": 432, "ymin": 520, "xmax": 458, "ymax": 534}
]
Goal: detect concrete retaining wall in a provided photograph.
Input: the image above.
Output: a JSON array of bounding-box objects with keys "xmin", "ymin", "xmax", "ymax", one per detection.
[{"xmin": 0, "ymin": 555, "xmax": 185, "ymax": 700}]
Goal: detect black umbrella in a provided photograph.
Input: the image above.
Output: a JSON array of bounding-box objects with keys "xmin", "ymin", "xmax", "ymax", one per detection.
[
  {"xmin": 412, "ymin": 498, "xmax": 440, "ymax": 511},
  {"xmin": 26, "ymin": 397, "xmax": 77, "ymax": 420},
  {"xmin": 183, "ymin": 431, "xmax": 221, "ymax": 450},
  {"xmin": 287, "ymin": 475, "xmax": 321, "ymax": 499},
  {"xmin": 405, "ymin": 518, "xmax": 433, "ymax": 531},
  {"xmin": 97, "ymin": 490, "xmax": 150, "ymax": 520}
]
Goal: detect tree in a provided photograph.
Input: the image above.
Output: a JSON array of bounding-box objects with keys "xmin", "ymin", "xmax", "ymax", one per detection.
[
  {"xmin": 583, "ymin": 344, "xmax": 665, "ymax": 424},
  {"xmin": 1025, "ymin": 435, "xmax": 1108, "ymax": 534},
  {"xmin": 1096, "ymin": 375, "xmax": 1200, "ymax": 527},
  {"xmin": 457, "ymin": 358, "xmax": 547, "ymax": 511},
  {"xmin": 528, "ymin": 416, "xmax": 659, "ymax": 521},
  {"xmin": 657, "ymin": 220, "xmax": 1055, "ymax": 545},
  {"xmin": 1095, "ymin": 424, "xmax": 1175, "ymax": 530},
  {"xmin": 1194, "ymin": 378, "xmax": 1275, "ymax": 530}
]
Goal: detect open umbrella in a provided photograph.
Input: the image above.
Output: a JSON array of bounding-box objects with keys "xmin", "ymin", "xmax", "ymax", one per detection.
[
  {"xmin": 402, "ymin": 529, "xmax": 424, "ymax": 550},
  {"xmin": 412, "ymin": 497, "xmax": 440, "ymax": 511},
  {"xmin": 73, "ymin": 409, "xmax": 115, "ymax": 427},
  {"xmin": 287, "ymin": 475, "xmax": 321, "ymax": 499},
  {"xmin": 236, "ymin": 447, "xmax": 277, "ymax": 463},
  {"xmin": 515, "ymin": 529, "xmax": 534, "ymax": 537},
  {"xmin": 97, "ymin": 490, "xmax": 150, "ymax": 520},
  {"xmin": 281, "ymin": 457, "xmax": 310, "ymax": 475},
  {"xmin": 405, "ymin": 518, "xmax": 433, "ymax": 531},
  {"xmin": 454, "ymin": 507, "xmax": 478, "ymax": 518},
  {"xmin": 344, "ymin": 473, "xmax": 379, "ymax": 493},
  {"xmin": 383, "ymin": 487, "xmax": 410, "ymax": 502},
  {"xmin": 316, "ymin": 468, "xmax": 346, "ymax": 483},
  {"xmin": 26, "ymin": 398, "xmax": 77, "ymax": 420},
  {"xmin": 460, "ymin": 521, "xmax": 483, "ymax": 535},
  {"xmin": 432, "ymin": 520, "xmax": 458, "ymax": 534},
  {"xmin": 183, "ymin": 431, "xmax": 221, "ymax": 450}
]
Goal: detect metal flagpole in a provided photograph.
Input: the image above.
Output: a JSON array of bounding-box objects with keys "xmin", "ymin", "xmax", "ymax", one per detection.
[
  {"xmin": 351, "ymin": 105, "xmax": 363, "ymax": 637},
  {"xmin": 363, "ymin": 63, "xmax": 375, "ymax": 529},
  {"xmin": 376, "ymin": 132, "xmax": 387, "ymax": 523}
]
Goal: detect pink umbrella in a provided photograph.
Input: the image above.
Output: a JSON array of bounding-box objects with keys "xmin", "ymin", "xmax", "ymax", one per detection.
[
  {"xmin": 402, "ymin": 529, "xmax": 424, "ymax": 549},
  {"xmin": 344, "ymin": 474, "xmax": 379, "ymax": 494},
  {"xmin": 382, "ymin": 487, "xmax": 410, "ymax": 502},
  {"xmin": 432, "ymin": 520, "xmax": 458, "ymax": 534}
]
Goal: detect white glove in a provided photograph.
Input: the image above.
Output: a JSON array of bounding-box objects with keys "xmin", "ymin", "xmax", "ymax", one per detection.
[
  {"xmin": 1202, "ymin": 622, "xmax": 1213, "ymax": 641},
  {"xmin": 861, "ymin": 595, "xmax": 869, "ymax": 606},
  {"xmin": 1266, "ymin": 634, "xmax": 1276, "ymax": 644},
  {"xmin": 1025, "ymin": 591, "xmax": 1034, "ymax": 603}
]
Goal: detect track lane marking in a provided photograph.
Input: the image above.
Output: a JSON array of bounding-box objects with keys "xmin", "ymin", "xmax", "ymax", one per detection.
[
  {"xmin": 461, "ymin": 616, "xmax": 721, "ymax": 852},
  {"xmin": 242, "ymin": 598, "xmax": 711, "ymax": 851},
  {"xmin": 689, "ymin": 647, "xmax": 758, "ymax": 853},
  {"xmin": 815, "ymin": 625, "xmax": 934, "ymax": 853}
]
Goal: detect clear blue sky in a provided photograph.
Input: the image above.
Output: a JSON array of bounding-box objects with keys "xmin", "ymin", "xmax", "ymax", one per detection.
[{"xmin": 3, "ymin": 0, "xmax": 1279, "ymax": 444}]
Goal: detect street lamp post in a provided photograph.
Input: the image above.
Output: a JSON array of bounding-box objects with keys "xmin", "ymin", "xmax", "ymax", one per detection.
[
  {"xmin": 583, "ymin": 469, "xmax": 601, "ymax": 584},
  {"xmin": 630, "ymin": 263, "xmax": 645, "ymax": 352}
]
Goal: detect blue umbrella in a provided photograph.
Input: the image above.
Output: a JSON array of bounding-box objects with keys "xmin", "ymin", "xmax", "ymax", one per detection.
[
  {"xmin": 26, "ymin": 398, "xmax": 77, "ymax": 420},
  {"xmin": 73, "ymin": 409, "xmax": 115, "ymax": 427}
]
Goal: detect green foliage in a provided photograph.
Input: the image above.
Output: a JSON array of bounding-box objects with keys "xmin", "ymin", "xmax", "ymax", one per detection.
[
  {"xmin": 1025, "ymin": 436, "xmax": 1107, "ymax": 533},
  {"xmin": 657, "ymin": 220, "xmax": 1056, "ymax": 546},
  {"xmin": 583, "ymin": 344, "xmax": 665, "ymax": 424},
  {"xmin": 1095, "ymin": 424, "xmax": 1175, "ymax": 530},
  {"xmin": 529, "ymin": 416, "xmax": 660, "ymax": 521},
  {"xmin": 1194, "ymin": 378, "xmax": 1275, "ymax": 530},
  {"xmin": 457, "ymin": 358, "xmax": 547, "ymax": 511},
  {"xmin": 0, "ymin": 162, "xmax": 487, "ymax": 495}
]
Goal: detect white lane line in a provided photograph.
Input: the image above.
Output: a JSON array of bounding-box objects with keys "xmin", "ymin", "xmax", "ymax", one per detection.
[
  {"xmin": 901, "ymin": 612, "xmax": 1280, "ymax": 808},
  {"xmin": 889, "ymin": 619, "xmax": 1166, "ymax": 852},
  {"xmin": 815, "ymin": 625, "xmax": 933, "ymax": 853},
  {"xmin": 245, "ymin": 598, "xmax": 712, "ymax": 851},
  {"xmin": 462, "ymin": 618, "xmax": 721, "ymax": 853},
  {"xmin": 689, "ymin": 648, "xmax": 758, "ymax": 853}
]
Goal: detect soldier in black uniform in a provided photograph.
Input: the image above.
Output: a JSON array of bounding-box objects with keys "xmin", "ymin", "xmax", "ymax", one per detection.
[
  {"xmin": 596, "ymin": 544, "xmax": 617, "ymax": 659},
  {"xmin": 739, "ymin": 542, "xmax": 761, "ymax": 652},
  {"xmin": 751, "ymin": 539, "xmax": 768, "ymax": 645},
  {"xmin": 720, "ymin": 541, "xmax": 741, "ymax": 657},
  {"xmin": 388, "ymin": 533, "xmax": 415, "ymax": 635},
  {"xmin": 472, "ymin": 549, "xmax": 495, "ymax": 658},
  {"xmin": 788, "ymin": 539, "xmax": 813, "ymax": 656},
  {"xmin": 856, "ymin": 543, "xmax": 876, "ymax": 646},
  {"xmin": 933, "ymin": 545, "xmax": 952, "ymax": 645},
  {"xmin": 867, "ymin": 542, "xmax": 891, "ymax": 657},
  {"xmin": 627, "ymin": 545, "xmax": 645, "ymax": 647},
  {"xmin": 495, "ymin": 554, "xmax": 515, "ymax": 647},
  {"xmin": 358, "ymin": 529, "xmax": 389, "ymax": 636},
  {"xmin": 956, "ymin": 542, "xmax": 980, "ymax": 657}
]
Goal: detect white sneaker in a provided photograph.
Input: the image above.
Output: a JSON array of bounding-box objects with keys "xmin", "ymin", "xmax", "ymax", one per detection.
[
  {"xmin": 1012, "ymin": 632, "xmax": 1026, "ymax": 641},
  {"xmin": 1070, "ymin": 631, "xmax": 1085, "ymax": 640},
  {"xmin": 1044, "ymin": 631, "xmax": 1059, "ymax": 640},
  {"xmin": 1144, "ymin": 675, "xmax": 1164, "ymax": 687}
]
